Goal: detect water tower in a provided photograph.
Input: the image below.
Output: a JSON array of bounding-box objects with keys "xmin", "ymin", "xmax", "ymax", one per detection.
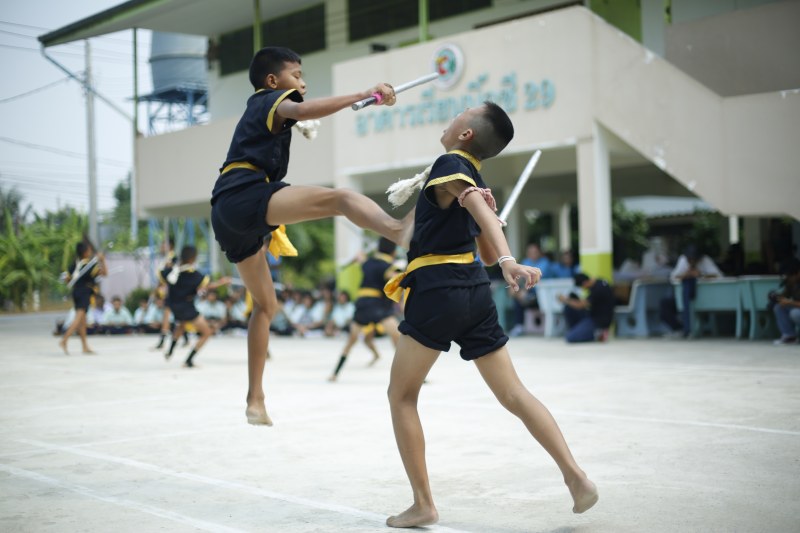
[{"xmin": 140, "ymin": 32, "xmax": 208, "ymax": 134}]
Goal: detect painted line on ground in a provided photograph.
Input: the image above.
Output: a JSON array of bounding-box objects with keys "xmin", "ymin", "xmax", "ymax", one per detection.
[
  {"xmin": 0, "ymin": 462, "xmax": 246, "ymax": 533},
  {"xmin": 427, "ymin": 401, "xmax": 800, "ymax": 436},
  {"xmin": 552, "ymin": 409, "xmax": 800, "ymax": 436},
  {"xmin": 16, "ymin": 439, "xmax": 470, "ymax": 533}
]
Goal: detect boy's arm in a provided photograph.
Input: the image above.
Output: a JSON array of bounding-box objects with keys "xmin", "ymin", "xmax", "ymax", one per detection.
[
  {"xmin": 276, "ymin": 83, "xmax": 395, "ymax": 122},
  {"xmin": 476, "ymin": 232, "xmax": 499, "ymax": 265},
  {"xmin": 440, "ymin": 180, "xmax": 541, "ymax": 292}
]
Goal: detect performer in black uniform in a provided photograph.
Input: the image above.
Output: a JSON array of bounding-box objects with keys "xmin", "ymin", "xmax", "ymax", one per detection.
[
  {"xmin": 154, "ymin": 237, "xmax": 184, "ymax": 349},
  {"xmin": 208, "ymin": 46, "xmax": 413, "ymax": 426},
  {"xmin": 383, "ymin": 102, "xmax": 598, "ymax": 528},
  {"xmin": 329, "ymin": 238, "xmax": 402, "ymax": 382},
  {"xmin": 59, "ymin": 241, "xmax": 106, "ymax": 355},
  {"xmin": 159, "ymin": 246, "xmax": 230, "ymax": 368}
]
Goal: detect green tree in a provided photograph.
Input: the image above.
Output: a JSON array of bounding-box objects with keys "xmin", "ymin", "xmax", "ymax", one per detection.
[
  {"xmin": 612, "ymin": 201, "xmax": 650, "ymax": 269},
  {"xmin": 0, "ymin": 211, "xmax": 60, "ymax": 310},
  {"xmin": 0, "ymin": 183, "xmax": 33, "ymax": 233},
  {"xmin": 280, "ymin": 219, "xmax": 335, "ymax": 288},
  {"xmin": 104, "ymin": 179, "xmax": 148, "ymax": 251}
]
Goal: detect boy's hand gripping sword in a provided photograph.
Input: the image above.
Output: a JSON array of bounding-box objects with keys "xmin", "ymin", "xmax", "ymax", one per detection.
[{"xmin": 352, "ymin": 72, "xmax": 440, "ymax": 111}]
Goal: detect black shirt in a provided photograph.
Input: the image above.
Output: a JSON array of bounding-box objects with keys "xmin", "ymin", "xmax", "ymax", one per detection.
[
  {"xmin": 70, "ymin": 258, "xmax": 100, "ymax": 293},
  {"xmin": 159, "ymin": 266, "xmax": 209, "ymax": 306},
  {"xmin": 402, "ymin": 150, "xmax": 489, "ymax": 294},
  {"xmin": 588, "ymin": 280, "xmax": 615, "ymax": 328},
  {"xmin": 211, "ymin": 88, "xmax": 304, "ymax": 200}
]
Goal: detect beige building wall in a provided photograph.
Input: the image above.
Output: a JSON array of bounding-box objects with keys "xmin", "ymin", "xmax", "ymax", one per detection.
[{"xmin": 133, "ymin": 5, "xmax": 800, "ymax": 273}]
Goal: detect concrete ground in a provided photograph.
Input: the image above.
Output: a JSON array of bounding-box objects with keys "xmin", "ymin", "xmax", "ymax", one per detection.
[{"xmin": 0, "ymin": 312, "xmax": 798, "ymax": 533}]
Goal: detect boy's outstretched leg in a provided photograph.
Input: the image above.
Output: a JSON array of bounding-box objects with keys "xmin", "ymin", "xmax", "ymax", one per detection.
[
  {"xmin": 386, "ymin": 335, "xmax": 441, "ymax": 528},
  {"xmin": 474, "ymin": 347, "xmax": 598, "ymax": 514},
  {"xmin": 236, "ymin": 251, "xmax": 278, "ymax": 426},
  {"xmin": 267, "ymin": 186, "xmax": 414, "ymax": 248}
]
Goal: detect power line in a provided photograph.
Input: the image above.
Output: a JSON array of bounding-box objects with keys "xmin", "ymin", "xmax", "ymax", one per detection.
[
  {"xmin": 0, "ymin": 42, "xmax": 137, "ymax": 65},
  {"xmin": 0, "ymin": 136, "xmax": 129, "ymax": 167},
  {"xmin": 0, "ymin": 76, "xmax": 69, "ymax": 104}
]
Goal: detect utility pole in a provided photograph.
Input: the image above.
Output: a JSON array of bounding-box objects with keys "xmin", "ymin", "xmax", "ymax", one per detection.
[
  {"xmin": 131, "ymin": 28, "xmax": 139, "ymax": 242},
  {"xmin": 84, "ymin": 40, "xmax": 99, "ymax": 246}
]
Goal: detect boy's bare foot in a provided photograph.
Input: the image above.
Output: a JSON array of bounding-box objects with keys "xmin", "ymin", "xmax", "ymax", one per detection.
[
  {"xmin": 82, "ymin": 349, "xmax": 96, "ymax": 355},
  {"xmin": 245, "ymin": 405, "xmax": 273, "ymax": 426},
  {"xmin": 567, "ymin": 476, "xmax": 598, "ymax": 514},
  {"xmin": 58, "ymin": 339, "xmax": 69, "ymax": 355},
  {"xmin": 368, "ymin": 355, "xmax": 379, "ymax": 367},
  {"xmin": 386, "ymin": 503, "xmax": 438, "ymax": 528}
]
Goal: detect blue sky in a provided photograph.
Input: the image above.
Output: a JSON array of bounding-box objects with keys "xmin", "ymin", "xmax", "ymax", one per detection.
[{"xmin": 0, "ymin": 0, "xmax": 153, "ymax": 216}]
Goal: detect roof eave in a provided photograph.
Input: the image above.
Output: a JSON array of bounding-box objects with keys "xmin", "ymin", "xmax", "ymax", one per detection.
[{"xmin": 38, "ymin": 0, "xmax": 166, "ymax": 47}]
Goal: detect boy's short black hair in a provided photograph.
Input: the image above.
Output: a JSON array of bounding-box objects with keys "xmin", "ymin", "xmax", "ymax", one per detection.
[
  {"xmin": 573, "ymin": 273, "xmax": 590, "ymax": 287},
  {"xmin": 249, "ymin": 46, "xmax": 302, "ymax": 90},
  {"xmin": 76, "ymin": 241, "xmax": 91, "ymax": 258},
  {"xmin": 469, "ymin": 101, "xmax": 515, "ymax": 159},
  {"xmin": 180, "ymin": 245, "xmax": 198, "ymax": 264},
  {"xmin": 377, "ymin": 237, "xmax": 396, "ymax": 255}
]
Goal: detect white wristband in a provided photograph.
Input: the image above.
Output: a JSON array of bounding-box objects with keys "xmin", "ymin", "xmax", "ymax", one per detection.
[{"xmin": 498, "ymin": 255, "xmax": 516, "ymax": 265}]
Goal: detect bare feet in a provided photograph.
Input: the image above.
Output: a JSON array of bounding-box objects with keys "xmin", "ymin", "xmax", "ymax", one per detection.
[
  {"xmin": 82, "ymin": 349, "xmax": 96, "ymax": 355},
  {"xmin": 567, "ymin": 476, "xmax": 598, "ymax": 514},
  {"xmin": 386, "ymin": 503, "xmax": 438, "ymax": 528},
  {"xmin": 368, "ymin": 355, "xmax": 380, "ymax": 367},
  {"xmin": 245, "ymin": 405, "xmax": 273, "ymax": 426},
  {"xmin": 58, "ymin": 339, "xmax": 69, "ymax": 355}
]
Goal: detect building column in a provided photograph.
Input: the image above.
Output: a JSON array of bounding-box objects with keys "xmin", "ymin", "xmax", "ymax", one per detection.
[
  {"xmin": 728, "ymin": 215, "xmax": 740, "ymax": 245},
  {"xmin": 558, "ymin": 201, "xmax": 572, "ymax": 252},
  {"xmin": 208, "ymin": 222, "xmax": 221, "ymax": 276},
  {"xmin": 576, "ymin": 122, "xmax": 613, "ymax": 281},
  {"xmin": 742, "ymin": 217, "xmax": 762, "ymax": 264}
]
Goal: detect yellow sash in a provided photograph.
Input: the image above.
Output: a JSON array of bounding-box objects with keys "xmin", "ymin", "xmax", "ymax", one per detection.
[
  {"xmin": 383, "ymin": 252, "xmax": 475, "ymax": 302},
  {"xmin": 220, "ymin": 162, "xmax": 297, "ymax": 259},
  {"xmin": 220, "ymin": 161, "xmax": 262, "ymax": 175},
  {"xmin": 268, "ymin": 225, "xmax": 297, "ymax": 259},
  {"xmin": 357, "ymin": 287, "xmax": 384, "ymax": 298}
]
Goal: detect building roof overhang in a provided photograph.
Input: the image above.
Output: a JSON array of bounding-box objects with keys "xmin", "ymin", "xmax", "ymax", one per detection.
[{"xmin": 38, "ymin": 0, "xmax": 320, "ymax": 47}]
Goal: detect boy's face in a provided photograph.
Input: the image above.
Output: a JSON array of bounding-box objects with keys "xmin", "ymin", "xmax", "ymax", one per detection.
[
  {"xmin": 270, "ymin": 61, "xmax": 306, "ymax": 96},
  {"xmin": 440, "ymin": 106, "xmax": 483, "ymax": 149}
]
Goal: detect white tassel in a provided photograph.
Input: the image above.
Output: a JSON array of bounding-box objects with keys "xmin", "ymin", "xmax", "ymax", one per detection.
[
  {"xmin": 167, "ymin": 264, "xmax": 195, "ymax": 285},
  {"xmin": 387, "ymin": 165, "xmax": 432, "ymax": 208},
  {"xmin": 294, "ymin": 119, "xmax": 320, "ymax": 140}
]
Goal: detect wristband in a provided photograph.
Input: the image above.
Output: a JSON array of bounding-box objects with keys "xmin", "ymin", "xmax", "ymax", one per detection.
[{"xmin": 498, "ymin": 256, "xmax": 516, "ymax": 265}]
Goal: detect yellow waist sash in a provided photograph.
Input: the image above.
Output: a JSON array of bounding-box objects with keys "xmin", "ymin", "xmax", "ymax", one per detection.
[
  {"xmin": 383, "ymin": 252, "xmax": 475, "ymax": 302},
  {"xmin": 357, "ymin": 287, "xmax": 384, "ymax": 298},
  {"xmin": 220, "ymin": 162, "xmax": 297, "ymax": 259}
]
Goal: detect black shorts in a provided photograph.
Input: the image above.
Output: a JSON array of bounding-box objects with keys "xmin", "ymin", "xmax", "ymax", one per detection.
[
  {"xmin": 399, "ymin": 283, "xmax": 508, "ymax": 360},
  {"xmin": 210, "ymin": 180, "xmax": 290, "ymax": 263},
  {"xmin": 72, "ymin": 287, "xmax": 94, "ymax": 311},
  {"xmin": 171, "ymin": 302, "xmax": 199, "ymax": 322},
  {"xmin": 353, "ymin": 298, "xmax": 394, "ymax": 326}
]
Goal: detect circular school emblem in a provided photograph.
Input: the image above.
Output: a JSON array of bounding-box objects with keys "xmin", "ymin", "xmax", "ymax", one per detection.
[{"xmin": 431, "ymin": 44, "xmax": 464, "ymax": 90}]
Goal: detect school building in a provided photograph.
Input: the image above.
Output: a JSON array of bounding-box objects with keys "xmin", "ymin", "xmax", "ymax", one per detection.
[{"xmin": 40, "ymin": 0, "xmax": 800, "ymax": 280}]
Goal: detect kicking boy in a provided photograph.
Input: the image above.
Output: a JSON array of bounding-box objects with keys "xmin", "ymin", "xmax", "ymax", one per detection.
[
  {"xmin": 384, "ymin": 102, "xmax": 598, "ymax": 527},
  {"xmin": 210, "ymin": 46, "xmax": 412, "ymax": 425},
  {"xmin": 160, "ymin": 246, "xmax": 230, "ymax": 368}
]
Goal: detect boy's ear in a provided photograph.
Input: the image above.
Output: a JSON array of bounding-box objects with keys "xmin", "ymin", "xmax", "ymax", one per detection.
[
  {"xmin": 458, "ymin": 127, "xmax": 474, "ymax": 141},
  {"xmin": 265, "ymin": 73, "xmax": 278, "ymax": 89}
]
